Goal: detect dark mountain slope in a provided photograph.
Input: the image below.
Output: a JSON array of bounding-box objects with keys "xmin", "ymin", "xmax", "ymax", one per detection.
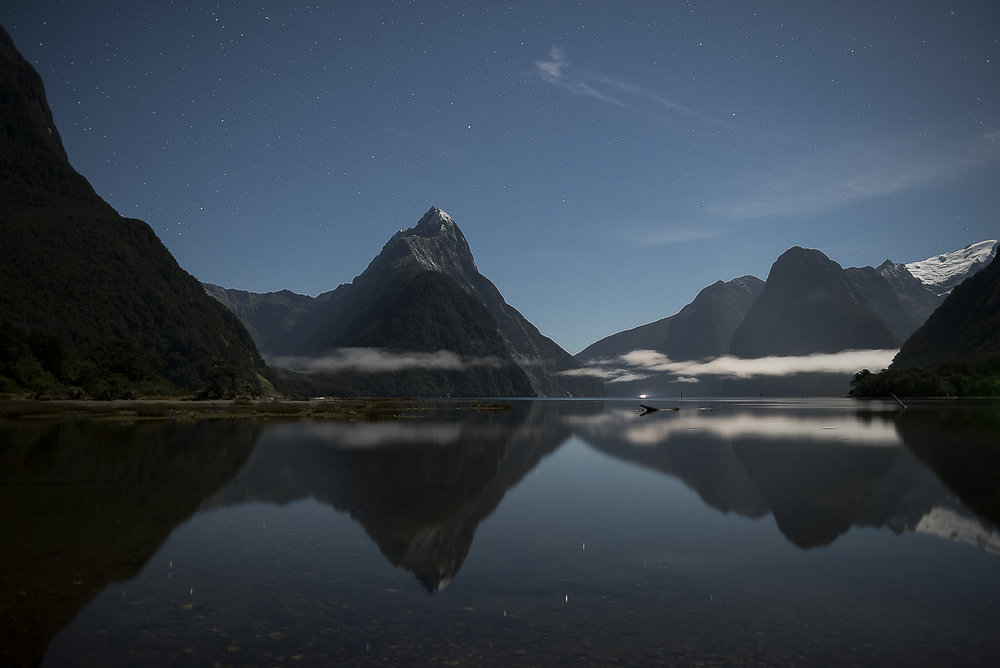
[
  {"xmin": 577, "ymin": 275, "xmax": 764, "ymax": 362},
  {"xmin": 202, "ymin": 284, "xmax": 314, "ymax": 355},
  {"xmin": 0, "ymin": 26, "xmax": 267, "ymax": 397},
  {"xmin": 210, "ymin": 207, "xmax": 601, "ymax": 397},
  {"xmin": 0, "ymin": 29, "xmax": 104, "ymax": 212},
  {"xmin": 296, "ymin": 207, "xmax": 596, "ymax": 396},
  {"xmin": 891, "ymin": 252, "xmax": 1000, "ymax": 369},
  {"xmin": 313, "ymin": 271, "xmax": 534, "ymax": 397},
  {"xmin": 844, "ymin": 261, "xmax": 942, "ymax": 343},
  {"xmin": 730, "ymin": 247, "xmax": 899, "ymax": 357},
  {"xmin": 849, "ymin": 252, "xmax": 1000, "ymax": 396},
  {"xmin": 351, "ymin": 271, "xmax": 518, "ymax": 357}
]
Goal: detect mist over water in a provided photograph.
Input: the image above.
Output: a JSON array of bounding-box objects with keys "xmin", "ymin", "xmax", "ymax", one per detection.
[
  {"xmin": 269, "ymin": 347, "xmax": 507, "ymax": 374},
  {"xmin": 568, "ymin": 348, "xmax": 899, "ymax": 383},
  {"xmin": 4, "ymin": 399, "xmax": 999, "ymax": 666}
]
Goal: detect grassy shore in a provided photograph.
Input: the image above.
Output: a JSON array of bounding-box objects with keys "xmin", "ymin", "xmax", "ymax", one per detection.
[{"xmin": 0, "ymin": 397, "xmax": 512, "ymax": 421}]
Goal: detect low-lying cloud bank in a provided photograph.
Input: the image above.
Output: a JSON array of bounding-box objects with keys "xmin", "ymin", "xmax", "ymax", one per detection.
[
  {"xmin": 269, "ymin": 348, "xmax": 507, "ymax": 375},
  {"xmin": 564, "ymin": 349, "xmax": 899, "ymax": 383}
]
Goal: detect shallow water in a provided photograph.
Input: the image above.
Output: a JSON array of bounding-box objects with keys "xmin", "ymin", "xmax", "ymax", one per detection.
[{"xmin": 3, "ymin": 399, "xmax": 1000, "ymax": 666}]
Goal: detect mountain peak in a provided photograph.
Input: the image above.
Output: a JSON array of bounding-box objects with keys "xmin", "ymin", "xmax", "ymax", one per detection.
[
  {"xmin": 387, "ymin": 206, "xmax": 475, "ymax": 277},
  {"xmin": 775, "ymin": 246, "xmax": 829, "ymax": 263},
  {"xmin": 417, "ymin": 205, "xmax": 455, "ymax": 226},
  {"xmin": 904, "ymin": 240, "xmax": 998, "ymax": 296},
  {"xmin": 765, "ymin": 246, "xmax": 841, "ymax": 285},
  {"xmin": 411, "ymin": 206, "xmax": 460, "ymax": 238},
  {"xmin": 731, "ymin": 245, "xmax": 899, "ymax": 356}
]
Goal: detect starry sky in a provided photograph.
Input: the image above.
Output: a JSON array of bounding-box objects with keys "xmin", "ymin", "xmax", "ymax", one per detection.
[{"xmin": 3, "ymin": 1, "xmax": 999, "ymax": 354}]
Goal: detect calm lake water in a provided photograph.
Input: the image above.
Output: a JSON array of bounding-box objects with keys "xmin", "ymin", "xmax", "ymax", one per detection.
[{"xmin": 3, "ymin": 398, "xmax": 1000, "ymax": 666}]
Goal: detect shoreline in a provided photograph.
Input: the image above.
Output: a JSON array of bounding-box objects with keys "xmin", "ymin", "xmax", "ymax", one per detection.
[{"xmin": 0, "ymin": 397, "xmax": 514, "ymax": 421}]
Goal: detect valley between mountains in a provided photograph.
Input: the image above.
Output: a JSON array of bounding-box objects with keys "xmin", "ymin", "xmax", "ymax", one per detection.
[
  {"xmin": 2, "ymin": 24, "xmax": 998, "ymax": 400},
  {"xmin": 204, "ymin": 205, "xmax": 997, "ymax": 398}
]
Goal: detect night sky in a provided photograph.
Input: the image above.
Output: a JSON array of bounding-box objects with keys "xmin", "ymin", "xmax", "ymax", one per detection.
[{"xmin": 3, "ymin": 1, "xmax": 998, "ymax": 354}]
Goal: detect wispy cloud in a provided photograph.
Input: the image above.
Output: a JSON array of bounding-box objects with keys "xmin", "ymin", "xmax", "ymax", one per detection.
[
  {"xmin": 623, "ymin": 224, "xmax": 721, "ymax": 247},
  {"xmin": 535, "ymin": 46, "xmax": 567, "ymax": 82},
  {"xmin": 269, "ymin": 348, "xmax": 505, "ymax": 374},
  {"xmin": 565, "ymin": 348, "xmax": 898, "ymax": 382},
  {"xmin": 727, "ymin": 130, "xmax": 1000, "ymax": 220},
  {"xmin": 535, "ymin": 46, "xmax": 629, "ymax": 108},
  {"xmin": 534, "ymin": 46, "xmax": 707, "ymax": 121}
]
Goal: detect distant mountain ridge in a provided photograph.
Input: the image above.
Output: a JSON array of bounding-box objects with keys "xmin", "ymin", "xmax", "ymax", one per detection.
[
  {"xmin": 730, "ymin": 247, "xmax": 896, "ymax": 356},
  {"xmin": 202, "ymin": 285, "xmax": 315, "ymax": 355},
  {"xmin": 729, "ymin": 246, "xmax": 938, "ymax": 357},
  {"xmin": 577, "ymin": 275, "xmax": 764, "ymax": 361},
  {"xmin": 207, "ymin": 207, "xmax": 602, "ymax": 397},
  {"xmin": 575, "ymin": 240, "xmax": 996, "ymax": 396},
  {"xmin": 4, "ymin": 21, "xmax": 990, "ymax": 400},
  {"xmin": 904, "ymin": 240, "xmax": 998, "ymax": 296},
  {"xmin": 891, "ymin": 251, "xmax": 1000, "ymax": 370}
]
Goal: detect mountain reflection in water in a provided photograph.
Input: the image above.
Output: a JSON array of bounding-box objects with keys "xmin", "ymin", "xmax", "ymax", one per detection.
[
  {"xmin": 0, "ymin": 419, "xmax": 261, "ymax": 668},
  {"xmin": 572, "ymin": 402, "xmax": 1000, "ymax": 551},
  {"xmin": 2, "ymin": 399, "xmax": 999, "ymax": 666},
  {"xmin": 203, "ymin": 401, "xmax": 575, "ymax": 593}
]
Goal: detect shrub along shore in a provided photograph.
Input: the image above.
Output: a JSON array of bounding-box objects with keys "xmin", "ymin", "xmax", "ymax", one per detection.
[{"xmin": 0, "ymin": 398, "xmax": 512, "ymax": 421}]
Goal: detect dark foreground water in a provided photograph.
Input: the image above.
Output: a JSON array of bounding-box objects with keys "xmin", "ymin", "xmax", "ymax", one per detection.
[{"xmin": 2, "ymin": 398, "xmax": 1000, "ymax": 667}]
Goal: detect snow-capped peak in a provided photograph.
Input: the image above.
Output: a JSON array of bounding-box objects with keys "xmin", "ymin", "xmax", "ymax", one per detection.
[
  {"xmin": 428, "ymin": 206, "xmax": 455, "ymax": 226},
  {"xmin": 904, "ymin": 240, "xmax": 998, "ymax": 296}
]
